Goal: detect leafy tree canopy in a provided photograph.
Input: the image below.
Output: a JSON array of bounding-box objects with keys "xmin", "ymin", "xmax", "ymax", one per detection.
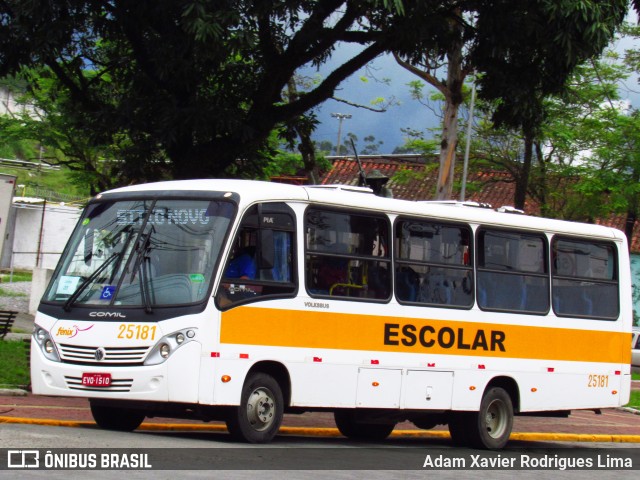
[
  {"xmin": 0, "ymin": 0, "xmax": 630, "ymax": 183},
  {"xmin": 472, "ymin": 0, "xmax": 628, "ymax": 134}
]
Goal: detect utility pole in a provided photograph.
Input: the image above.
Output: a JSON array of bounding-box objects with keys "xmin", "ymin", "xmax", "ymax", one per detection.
[
  {"xmin": 460, "ymin": 73, "xmax": 476, "ymax": 202},
  {"xmin": 331, "ymin": 113, "xmax": 352, "ymax": 156}
]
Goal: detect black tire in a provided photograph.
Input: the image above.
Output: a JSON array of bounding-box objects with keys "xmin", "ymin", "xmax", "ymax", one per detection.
[
  {"xmin": 467, "ymin": 387, "xmax": 514, "ymax": 449},
  {"xmin": 412, "ymin": 419, "xmax": 437, "ymax": 430},
  {"xmin": 448, "ymin": 412, "xmax": 472, "ymax": 447},
  {"xmin": 226, "ymin": 372, "xmax": 284, "ymax": 443},
  {"xmin": 334, "ymin": 410, "xmax": 396, "ymax": 441},
  {"xmin": 90, "ymin": 402, "xmax": 145, "ymax": 432}
]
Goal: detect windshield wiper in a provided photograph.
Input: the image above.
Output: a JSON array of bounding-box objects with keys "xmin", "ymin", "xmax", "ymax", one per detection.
[
  {"xmin": 131, "ymin": 231, "xmax": 154, "ymax": 314},
  {"xmin": 63, "ymin": 252, "xmax": 120, "ymax": 312}
]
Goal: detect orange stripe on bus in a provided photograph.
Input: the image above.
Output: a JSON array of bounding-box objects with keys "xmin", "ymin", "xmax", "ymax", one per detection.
[{"xmin": 220, "ymin": 307, "xmax": 631, "ymax": 364}]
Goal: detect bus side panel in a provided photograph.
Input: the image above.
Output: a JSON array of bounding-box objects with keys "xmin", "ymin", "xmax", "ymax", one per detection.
[
  {"xmin": 356, "ymin": 368, "xmax": 402, "ymax": 408},
  {"xmin": 402, "ymin": 370, "xmax": 454, "ymax": 410},
  {"xmin": 288, "ymin": 363, "xmax": 358, "ymax": 408},
  {"xmin": 517, "ymin": 371, "xmax": 625, "ymax": 412},
  {"xmin": 211, "ymin": 358, "xmax": 253, "ymax": 405},
  {"xmin": 167, "ymin": 340, "xmax": 201, "ymax": 403}
]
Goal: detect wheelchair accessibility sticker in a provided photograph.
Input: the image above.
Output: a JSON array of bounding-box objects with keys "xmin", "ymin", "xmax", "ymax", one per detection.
[{"xmin": 100, "ymin": 286, "xmax": 116, "ymax": 300}]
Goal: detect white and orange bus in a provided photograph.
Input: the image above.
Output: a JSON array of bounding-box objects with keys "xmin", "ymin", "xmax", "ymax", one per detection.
[{"xmin": 31, "ymin": 179, "xmax": 632, "ymax": 449}]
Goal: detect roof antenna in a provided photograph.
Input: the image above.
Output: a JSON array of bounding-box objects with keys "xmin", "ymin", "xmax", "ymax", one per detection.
[{"xmin": 351, "ymin": 138, "xmax": 392, "ymax": 198}]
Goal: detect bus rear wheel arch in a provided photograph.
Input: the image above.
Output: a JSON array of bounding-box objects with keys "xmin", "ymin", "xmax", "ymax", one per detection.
[{"xmin": 448, "ymin": 386, "xmax": 514, "ymax": 450}]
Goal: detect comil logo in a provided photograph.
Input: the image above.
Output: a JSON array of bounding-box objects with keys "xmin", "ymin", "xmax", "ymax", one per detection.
[
  {"xmin": 89, "ymin": 312, "xmax": 126, "ymax": 318},
  {"xmin": 7, "ymin": 450, "xmax": 39, "ymax": 468}
]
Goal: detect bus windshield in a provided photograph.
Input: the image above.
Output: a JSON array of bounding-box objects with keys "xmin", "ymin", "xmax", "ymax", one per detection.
[{"xmin": 43, "ymin": 198, "xmax": 234, "ymax": 309}]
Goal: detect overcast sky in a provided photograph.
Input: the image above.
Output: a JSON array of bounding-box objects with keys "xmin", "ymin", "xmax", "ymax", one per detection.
[
  {"xmin": 311, "ymin": 51, "xmax": 436, "ymax": 154},
  {"xmin": 311, "ymin": 14, "xmax": 640, "ymax": 155}
]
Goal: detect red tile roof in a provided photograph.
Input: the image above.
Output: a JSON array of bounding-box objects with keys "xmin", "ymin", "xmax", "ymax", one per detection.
[
  {"xmin": 596, "ymin": 215, "xmax": 640, "ymax": 253},
  {"xmin": 322, "ymin": 157, "xmax": 525, "ymax": 206},
  {"xmin": 320, "ymin": 156, "xmax": 638, "ymax": 252}
]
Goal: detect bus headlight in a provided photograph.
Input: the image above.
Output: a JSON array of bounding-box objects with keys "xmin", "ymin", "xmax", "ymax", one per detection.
[
  {"xmin": 144, "ymin": 328, "xmax": 198, "ymax": 365},
  {"xmin": 159, "ymin": 343, "xmax": 171, "ymax": 358},
  {"xmin": 33, "ymin": 326, "xmax": 61, "ymax": 362}
]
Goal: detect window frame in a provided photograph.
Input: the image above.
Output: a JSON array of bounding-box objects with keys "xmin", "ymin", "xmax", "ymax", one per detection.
[
  {"xmin": 394, "ymin": 217, "xmax": 474, "ymax": 309},
  {"xmin": 551, "ymin": 235, "xmax": 619, "ymax": 321},
  {"xmin": 215, "ymin": 202, "xmax": 298, "ymax": 311},
  {"xmin": 476, "ymin": 227, "xmax": 550, "ymax": 315},
  {"xmin": 304, "ymin": 206, "xmax": 392, "ymax": 303}
]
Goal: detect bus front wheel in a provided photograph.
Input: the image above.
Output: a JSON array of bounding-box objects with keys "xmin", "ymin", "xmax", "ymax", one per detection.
[
  {"xmin": 448, "ymin": 387, "xmax": 514, "ymax": 449},
  {"xmin": 226, "ymin": 372, "xmax": 284, "ymax": 443},
  {"xmin": 89, "ymin": 402, "xmax": 145, "ymax": 432},
  {"xmin": 334, "ymin": 410, "xmax": 396, "ymax": 441}
]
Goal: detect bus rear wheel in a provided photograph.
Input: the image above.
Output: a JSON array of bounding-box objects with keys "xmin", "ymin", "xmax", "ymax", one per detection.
[
  {"xmin": 448, "ymin": 412, "xmax": 472, "ymax": 447},
  {"xmin": 226, "ymin": 372, "xmax": 284, "ymax": 443},
  {"xmin": 89, "ymin": 402, "xmax": 145, "ymax": 432},
  {"xmin": 449, "ymin": 387, "xmax": 514, "ymax": 449},
  {"xmin": 334, "ymin": 410, "xmax": 396, "ymax": 441}
]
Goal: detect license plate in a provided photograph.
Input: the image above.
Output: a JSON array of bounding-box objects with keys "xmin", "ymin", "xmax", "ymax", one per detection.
[{"xmin": 81, "ymin": 372, "xmax": 112, "ymax": 387}]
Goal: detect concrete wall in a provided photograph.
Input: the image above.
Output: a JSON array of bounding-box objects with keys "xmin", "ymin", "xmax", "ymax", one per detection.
[
  {"xmin": 10, "ymin": 202, "xmax": 81, "ymax": 270},
  {"xmin": 0, "ymin": 174, "xmax": 16, "ymax": 262},
  {"xmin": 0, "ymin": 87, "xmax": 38, "ymax": 117},
  {"xmin": 29, "ymin": 267, "xmax": 53, "ymax": 314}
]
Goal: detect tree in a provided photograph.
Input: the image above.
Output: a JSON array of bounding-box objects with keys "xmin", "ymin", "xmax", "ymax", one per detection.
[
  {"xmin": 0, "ymin": 1, "xmax": 629, "ymax": 185},
  {"xmin": 361, "ymin": 135, "xmax": 383, "ymax": 155},
  {"xmin": 472, "ymin": 0, "xmax": 627, "ymax": 210},
  {"xmin": 394, "ymin": 0, "xmax": 627, "ymax": 202},
  {"xmin": 0, "ymin": 69, "xmax": 151, "ymax": 194},
  {"xmin": 527, "ymin": 55, "xmax": 632, "ymax": 220},
  {"xmin": 0, "ymin": 1, "xmax": 445, "ymax": 181},
  {"xmin": 471, "ymin": 41, "xmax": 640, "ymax": 250},
  {"xmin": 393, "ymin": 5, "xmax": 467, "ymax": 200}
]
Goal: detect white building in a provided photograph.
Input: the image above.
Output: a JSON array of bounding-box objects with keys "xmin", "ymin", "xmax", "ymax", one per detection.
[
  {"xmin": 0, "ymin": 86, "xmax": 38, "ymax": 118},
  {"xmin": 2, "ymin": 198, "xmax": 81, "ymax": 270}
]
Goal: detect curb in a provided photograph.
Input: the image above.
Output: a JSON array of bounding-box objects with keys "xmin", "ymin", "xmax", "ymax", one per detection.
[
  {"xmin": 4, "ymin": 333, "xmax": 30, "ymax": 341},
  {"xmin": 2, "ymin": 416, "xmax": 640, "ymax": 444},
  {"xmin": 0, "ymin": 388, "xmax": 27, "ymax": 396}
]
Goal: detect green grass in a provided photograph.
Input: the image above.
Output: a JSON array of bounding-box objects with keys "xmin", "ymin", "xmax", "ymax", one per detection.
[
  {"xmin": 626, "ymin": 390, "xmax": 640, "ymax": 409},
  {"xmin": 0, "ymin": 340, "xmax": 29, "ymax": 389},
  {"xmin": 633, "ymin": 372, "xmax": 640, "ymax": 381},
  {"xmin": 0, "ymin": 270, "xmax": 32, "ymax": 283}
]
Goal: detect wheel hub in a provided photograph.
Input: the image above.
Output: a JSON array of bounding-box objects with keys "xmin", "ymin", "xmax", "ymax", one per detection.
[
  {"xmin": 484, "ymin": 399, "xmax": 508, "ymax": 439},
  {"xmin": 246, "ymin": 387, "xmax": 275, "ymax": 431}
]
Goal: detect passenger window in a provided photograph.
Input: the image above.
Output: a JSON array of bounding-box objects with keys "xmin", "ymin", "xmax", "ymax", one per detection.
[
  {"xmin": 477, "ymin": 229, "xmax": 549, "ymax": 314},
  {"xmin": 394, "ymin": 219, "xmax": 473, "ymax": 308},
  {"xmin": 216, "ymin": 203, "xmax": 296, "ymax": 309},
  {"xmin": 305, "ymin": 208, "xmax": 390, "ymax": 301},
  {"xmin": 552, "ymin": 237, "xmax": 618, "ymax": 319}
]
